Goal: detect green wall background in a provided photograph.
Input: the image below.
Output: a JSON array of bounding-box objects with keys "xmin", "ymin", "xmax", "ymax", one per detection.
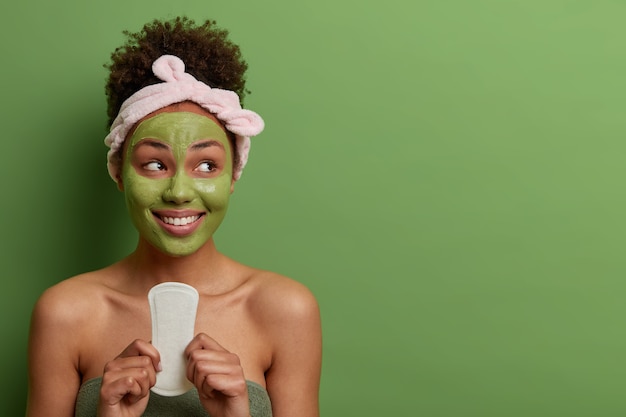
[{"xmin": 2, "ymin": 0, "xmax": 625, "ymax": 415}]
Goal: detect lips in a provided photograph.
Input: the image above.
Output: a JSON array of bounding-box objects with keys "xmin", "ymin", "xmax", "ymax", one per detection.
[{"xmin": 152, "ymin": 210, "xmax": 205, "ymax": 236}]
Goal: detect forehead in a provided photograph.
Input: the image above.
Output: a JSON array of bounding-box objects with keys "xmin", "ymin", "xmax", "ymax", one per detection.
[
  {"xmin": 129, "ymin": 111, "xmax": 230, "ymax": 150},
  {"xmin": 144, "ymin": 101, "xmax": 224, "ymax": 124}
]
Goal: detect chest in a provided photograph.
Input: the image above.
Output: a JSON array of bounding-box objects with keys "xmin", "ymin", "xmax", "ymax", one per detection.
[{"xmin": 78, "ymin": 294, "xmax": 271, "ymax": 384}]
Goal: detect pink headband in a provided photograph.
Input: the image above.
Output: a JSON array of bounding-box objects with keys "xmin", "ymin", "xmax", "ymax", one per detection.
[{"xmin": 104, "ymin": 54, "xmax": 264, "ymax": 181}]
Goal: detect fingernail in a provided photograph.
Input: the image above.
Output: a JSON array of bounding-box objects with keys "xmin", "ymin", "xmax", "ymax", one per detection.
[{"xmin": 157, "ymin": 362, "xmax": 163, "ymax": 372}]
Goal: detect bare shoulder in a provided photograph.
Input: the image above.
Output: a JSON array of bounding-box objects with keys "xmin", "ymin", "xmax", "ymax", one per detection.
[
  {"xmin": 243, "ymin": 268, "xmax": 322, "ymax": 359},
  {"xmin": 31, "ymin": 267, "xmax": 117, "ymax": 332},
  {"xmin": 246, "ymin": 269, "xmax": 320, "ymax": 328}
]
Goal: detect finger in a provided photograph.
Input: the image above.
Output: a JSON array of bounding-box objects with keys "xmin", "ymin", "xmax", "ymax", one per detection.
[
  {"xmin": 186, "ymin": 349, "xmax": 241, "ymax": 384},
  {"xmin": 186, "ymin": 355, "xmax": 239, "ymax": 381},
  {"xmin": 100, "ymin": 369, "xmax": 152, "ymax": 405},
  {"xmin": 196, "ymin": 369, "xmax": 245, "ymax": 398},
  {"xmin": 202, "ymin": 373, "xmax": 248, "ymax": 398},
  {"xmin": 184, "ymin": 333, "xmax": 228, "ymax": 356},
  {"xmin": 103, "ymin": 356, "xmax": 158, "ymax": 380},
  {"xmin": 117, "ymin": 339, "xmax": 161, "ymax": 371},
  {"xmin": 189, "ymin": 360, "xmax": 232, "ymax": 396},
  {"xmin": 187, "ymin": 355, "xmax": 246, "ymax": 399}
]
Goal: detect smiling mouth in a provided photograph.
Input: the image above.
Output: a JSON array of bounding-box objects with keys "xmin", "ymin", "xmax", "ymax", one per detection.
[{"xmin": 155, "ymin": 214, "xmax": 203, "ymax": 226}]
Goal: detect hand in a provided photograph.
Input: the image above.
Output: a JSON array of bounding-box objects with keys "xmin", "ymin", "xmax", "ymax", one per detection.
[
  {"xmin": 185, "ymin": 333, "xmax": 250, "ymax": 417},
  {"xmin": 98, "ymin": 339, "xmax": 161, "ymax": 417}
]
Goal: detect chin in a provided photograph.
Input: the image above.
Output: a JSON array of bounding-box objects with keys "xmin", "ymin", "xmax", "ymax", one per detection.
[
  {"xmin": 155, "ymin": 243, "xmax": 203, "ymax": 258},
  {"xmin": 141, "ymin": 228, "xmax": 216, "ymax": 257}
]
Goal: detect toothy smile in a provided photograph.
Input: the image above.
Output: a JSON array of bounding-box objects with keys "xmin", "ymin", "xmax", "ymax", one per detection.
[{"xmin": 156, "ymin": 214, "xmax": 202, "ymax": 226}]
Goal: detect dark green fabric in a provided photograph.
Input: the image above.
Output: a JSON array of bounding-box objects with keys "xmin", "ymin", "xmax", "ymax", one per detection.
[{"xmin": 75, "ymin": 377, "xmax": 272, "ymax": 417}]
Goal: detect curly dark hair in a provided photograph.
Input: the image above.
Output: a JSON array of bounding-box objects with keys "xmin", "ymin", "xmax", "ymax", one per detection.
[{"xmin": 105, "ymin": 17, "xmax": 250, "ymax": 127}]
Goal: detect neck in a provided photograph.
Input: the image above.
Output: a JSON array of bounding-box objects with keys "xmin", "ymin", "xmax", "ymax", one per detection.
[{"xmin": 123, "ymin": 237, "xmax": 232, "ymax": 294}]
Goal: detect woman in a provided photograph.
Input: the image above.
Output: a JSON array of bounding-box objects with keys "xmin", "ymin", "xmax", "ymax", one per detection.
[{"xmin": 26, "ymin": 17, "xmax": 321, "ymax": 417}]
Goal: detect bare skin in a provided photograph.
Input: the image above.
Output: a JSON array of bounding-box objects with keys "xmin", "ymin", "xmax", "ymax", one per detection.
[{"xmin": 26, "ymin": 103, "xmax": 322, "ymax": 417}]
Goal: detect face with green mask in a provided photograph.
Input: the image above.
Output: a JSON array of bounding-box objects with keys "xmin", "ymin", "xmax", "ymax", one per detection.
[{"xmin": 121, "ymin": 110, "xmax": 233, "ymax": 257}]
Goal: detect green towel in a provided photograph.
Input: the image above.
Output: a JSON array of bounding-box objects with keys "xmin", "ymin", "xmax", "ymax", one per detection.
[{"xmin": 75, "ymin": 377, "xmax": 272, "ymax": 417}]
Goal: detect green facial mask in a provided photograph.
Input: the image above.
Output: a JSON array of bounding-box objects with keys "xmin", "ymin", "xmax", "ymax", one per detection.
[{"xmin": 121, "ymin": 112, "xmax": 233, "ymax": 257}]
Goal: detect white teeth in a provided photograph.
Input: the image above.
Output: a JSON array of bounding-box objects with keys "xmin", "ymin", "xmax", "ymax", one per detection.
[{"xmin": 161, "ymin": 215, "xmax": 200, "ymax": 226}]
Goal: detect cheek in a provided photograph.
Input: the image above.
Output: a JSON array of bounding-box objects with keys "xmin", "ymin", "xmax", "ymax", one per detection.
[
  {"xmin": 124, "ymin": 174, "xmax": 166, "ymax": 209},
  {"xmin": 198, "ymin": 177, "xmax": 231, "ymax": 209}
]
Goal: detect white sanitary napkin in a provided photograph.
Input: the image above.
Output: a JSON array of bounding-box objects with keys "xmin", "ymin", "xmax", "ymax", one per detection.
[{"xmin": 148, "ymin": 282, "xmax": 199, "ymax": 396}]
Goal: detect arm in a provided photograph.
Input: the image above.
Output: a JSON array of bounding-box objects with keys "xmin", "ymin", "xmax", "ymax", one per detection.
[
  {"xmin": 264, "ymin": 282, "xmax": 322, "ymax": 417},
  {"xmin": 26, "ymin": 286, "xmax": 83, "ymax": 417}
]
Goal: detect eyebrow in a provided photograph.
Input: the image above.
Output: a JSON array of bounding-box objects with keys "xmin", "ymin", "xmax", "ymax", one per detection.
[
  {"xmin": 134, "ymin": 139, "xmax": 170, "ymax": 150},
  {"xmin": 189, "ymin": 140, "xmax": 225, "ymax": 151}
]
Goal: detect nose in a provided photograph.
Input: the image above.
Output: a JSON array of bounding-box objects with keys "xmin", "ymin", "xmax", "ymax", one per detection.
[{"xmin": 162, "ymin": 172, "xmax": 194, "ymax": 204}]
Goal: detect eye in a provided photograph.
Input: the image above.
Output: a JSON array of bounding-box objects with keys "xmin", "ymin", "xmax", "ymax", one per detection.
[
  {"xmin": 196, "ymin": 161, "xmax": 217, "ymax": 173},
  {"xmin": 143, "ymin": 161, "xmax": 166, "ymax": 171}
]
